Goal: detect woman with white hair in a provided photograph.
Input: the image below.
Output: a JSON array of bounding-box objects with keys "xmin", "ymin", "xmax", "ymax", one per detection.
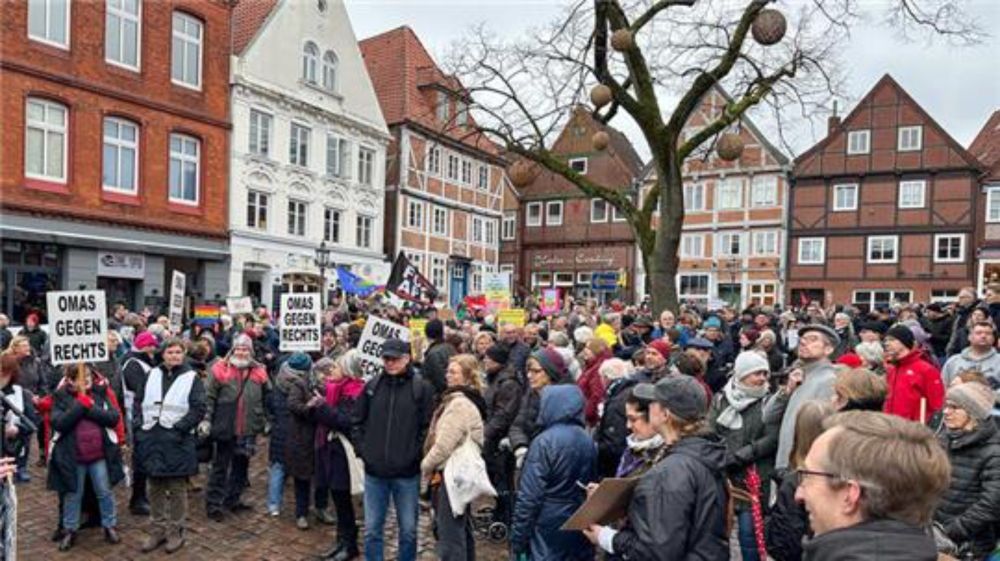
[
  {"xmin": 549, "ymin": 331, "xmax": 581, "ymax": 382},
  {"xmin": 593, "ymin": 358, "xmax": 637, "ymax": 478},
  {"xmin": 832, "ymin": 312, "xmax": 859, "ymax": 359},
  {"xmin": 854, "ymin": 341, "xmax": 886, "ymax": 376}
]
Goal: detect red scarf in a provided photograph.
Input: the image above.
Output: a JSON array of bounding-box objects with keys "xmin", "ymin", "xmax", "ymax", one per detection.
[{"xmin": 324, "ymin": 377, "xmax": 364, "ymax": 407}]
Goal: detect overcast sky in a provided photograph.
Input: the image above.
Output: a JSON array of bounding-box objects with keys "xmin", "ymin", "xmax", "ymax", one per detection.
[{"xmin": 346, "ymin": 0, "xmax": 1000, "ymax": 159}]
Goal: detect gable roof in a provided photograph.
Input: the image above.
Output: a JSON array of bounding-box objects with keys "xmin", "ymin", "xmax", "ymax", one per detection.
[
  {"xmin": 969, "ymin": 110, "xmax": 1000, "ymax": 180},
  {"xmin": 231, "ymin": 0, "xmax": 280, "ymax": 56}
]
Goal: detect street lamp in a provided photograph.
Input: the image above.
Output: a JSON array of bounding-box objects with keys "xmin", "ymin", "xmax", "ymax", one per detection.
[
  {"xmin": 728, "ymin": 255, "xmax": 740, "ymax": 308},
  {"xmin": 315, "ymin": 240, "xmax": 331, "ymax": 308}
]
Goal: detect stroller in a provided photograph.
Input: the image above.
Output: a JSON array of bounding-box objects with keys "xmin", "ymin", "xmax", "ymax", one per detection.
[{"xmin": 472, "ymin": 447, "xmax": 517, "ymax": 543}]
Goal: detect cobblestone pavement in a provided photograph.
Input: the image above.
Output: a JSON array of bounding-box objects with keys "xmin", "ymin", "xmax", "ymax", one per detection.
[{"xmin": 15, "ymin": 445, "xmax": 510, "ymax": 560}]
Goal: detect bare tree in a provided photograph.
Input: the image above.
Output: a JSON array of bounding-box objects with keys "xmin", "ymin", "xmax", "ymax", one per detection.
[{"xmin": 446, "ymin": 0, "xmax": 983, "ymax": 313}]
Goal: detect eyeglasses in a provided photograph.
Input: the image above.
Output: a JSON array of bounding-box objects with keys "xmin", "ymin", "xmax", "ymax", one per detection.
[
  {"xmin": 526, "ymin": 366, "xmax": 545, "ymax": 375},
  {"xmin": 794, "ymin": 468, "xmax": 842, "ymax": 487}
]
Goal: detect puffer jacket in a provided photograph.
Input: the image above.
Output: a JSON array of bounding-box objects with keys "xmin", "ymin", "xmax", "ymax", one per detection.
[
  {"xmin": 132, "ymin": 361, "xmax": 206, "ymax": 478},
  {"xmin": 934, "ymin": 420, "xmax": 1000, "ymax": 558},
  {"xmin": 204, "ymin": 358, "xmax": 270, "ymax": 440},
  {"xmin": 801, "ymin": 518, "xmax": 937, "ymax": 561},
  {"xmin": 47, "ymin": 383, "xmax": 125, "ymax": 494},
  {"xmin": 594, "ymin": 376, "xmax": 637, "ymax": 478},
  {"xmin": 482, "ymin": 364, "xmax": 522, "ymax": 456},
  {"xmin": 708, "ymin": 389, "xmax": 788, "ymax": 498},
  {"xmin": 577, "ymin": 349, "xmax": 610, "ymax": 427},
  {"xmin": 883, "ymin": 351, "xmax": 944, "ymax": 423},
  {"xmin": 421, "ymin": 387, "xmax": 486, "ymax": 474},
  {"xmin": 511, "ymin": 385, "xmax": 595, "ymax": 561},
  {"xmin": 611, "ymin": 432, "xmax": 729, "ymax": 560}
]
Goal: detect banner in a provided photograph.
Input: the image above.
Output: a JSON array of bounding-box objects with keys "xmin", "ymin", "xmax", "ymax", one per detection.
[
  {"xmin": 497, "ymin": 308, "xmax": 526, "ymax": 328},
  {"xmin": 193, "ymin": 304, "xmax": 220, "ymax": 327},
  {"xmin": 168, "ymin": 270, "xmax": 186, "ymax": 334},
  {"xmin": 408, "ymin": 318, "xmax": 428, "ymax": 340},
  {"xmin": 46, "ymin": 290, "xmax": 108, "ymax": 365},
  {"xmin": 539, "ymin": 288, "xmax": 561, "ymax": 316},
  {"xmin": 483, "ymin": 272, "xmax": 512, "ymax": 311},
  {"xmin": 279, "ymin": 293, "xmax": 322, "ymax": 352},
  {"xmin": 386, "ymin": 252, "xmax": 438, "ymax": 303},
  {"xmin": 357, "ymin": 316, "xmax": 410, "ymax": 380},
  {"xmin": 226, "ymin": 296, "xmax": 253, "ymax": 316}
]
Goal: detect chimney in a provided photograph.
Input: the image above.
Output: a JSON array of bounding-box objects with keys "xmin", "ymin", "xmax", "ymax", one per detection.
[{"xmin": 827, "ymin": 100, "xmax": 840, "ymax": 136}]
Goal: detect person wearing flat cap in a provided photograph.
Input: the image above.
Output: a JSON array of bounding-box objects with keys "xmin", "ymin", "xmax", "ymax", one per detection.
[
  {"xmin": 353, "ymin": 338, "xmax": 434, "ymax": 561},
  {"xmin": 883, "ymin": 324, "xmax": 944, "ymax": 424},
  {"xmin": 774, "ymin": 324, "xmax": 840, "ymax": 470},
  {"xmin": 582, "ymin": 376, "xmax": 728, "ymax": 560}
]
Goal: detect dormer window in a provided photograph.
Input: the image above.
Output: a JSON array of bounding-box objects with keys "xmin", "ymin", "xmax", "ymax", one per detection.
[
  {"xmin": 436, "ymin": 91, "xmax": 450, "ymax": 122},
  {"xmin": 569, "ymin": 158, "xmax": 587, "ymax": 174}
]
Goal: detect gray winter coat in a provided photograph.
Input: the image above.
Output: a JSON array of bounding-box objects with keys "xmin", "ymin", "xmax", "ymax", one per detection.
[
  {"xmin": 940, "ymin": 347, "xmax": 1000, "ymax": 386},
  {"xmin": 775, "ymin": 359, "xmax": 836, "ymax": 470}
]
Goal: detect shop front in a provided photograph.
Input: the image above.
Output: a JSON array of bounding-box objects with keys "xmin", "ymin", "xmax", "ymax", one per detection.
[{"xmin": 525, "ymin": 245, "xmax": 634, "ymax": 304}]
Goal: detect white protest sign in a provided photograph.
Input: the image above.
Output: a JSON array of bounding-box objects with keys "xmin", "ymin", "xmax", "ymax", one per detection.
[
  {"xmin": 168, "ymin": 270, "xmax": 186, "ymax": 334},
  {"xmin": 45, "ymin": 290, "xmax": 108, "ymax": 365},
  {"xmin": 357, "ymin": 316, "xmax": 410, "ymax": 380},
  {"xmin": 279, "ymin": 293, "xmax": 322, "ymax": 352},
  {"xmin": 226, "ymin": 296, "xmax": 253, "ymax": 316}
]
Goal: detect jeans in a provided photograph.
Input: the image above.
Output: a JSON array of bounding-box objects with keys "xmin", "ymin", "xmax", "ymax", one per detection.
[
  {"xmin": 63, "ymin": 460, "xmax": 117, "ymax": 531},
  {"xmin": 364, "ymin": 474, "xmax": 419, "ymax": 561},
  {"xmin": 266, "ymin": 462, "xmax": 285, "ymax": 512},
  {"xmin": 737, "ymin": 508, "xmax": 761, "ymax": 561},
  {"xmin": 206, "ymin": 439, "xmax": 250, "ymax": 511}
]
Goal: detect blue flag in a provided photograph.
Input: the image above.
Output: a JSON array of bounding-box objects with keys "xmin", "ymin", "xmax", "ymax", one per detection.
[{"xmin": 336, "ymin": 267, "xmax": 380, "ymax": 297}]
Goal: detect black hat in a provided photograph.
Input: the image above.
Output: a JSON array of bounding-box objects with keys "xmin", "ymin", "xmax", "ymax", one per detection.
[
  {"xmin": 633, "ymin": 376, "xmax": 708, "ymax": 422},
  {"xmin": 425, "ymin": 319, "xmax": 444, "ymax": 340},
  {"xmin": 632, "ymin": 316, "xmax": 654, "ymax": 329},
  {"xmin": 485, "ymin": 344, "xmax": 510, "ymax": 365},
  {"xmin": 925, "ymin": 303, "xmax": 944, "ymax": 313},
  {"xmin": 886, "ymin": 324, "xmax": 916, "ymax": 349},
  {"xmin": 858, "ymin": 321, "xmax": 888, "ymax": 335},
  {"xmin": 381, "ymin": 338, "xmax": 410, "ymax": 358}
]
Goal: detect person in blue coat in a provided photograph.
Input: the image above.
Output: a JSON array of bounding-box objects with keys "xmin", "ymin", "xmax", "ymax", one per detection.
[{"xmin": 511, "ymin": 384, "xmax": 596, "ymax": 561}]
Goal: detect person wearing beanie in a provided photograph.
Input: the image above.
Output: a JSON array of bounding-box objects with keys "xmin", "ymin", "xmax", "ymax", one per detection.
[
  {"xmin": 708, "ymin": 351, "xmax": 788, "ymax": 561},
  {"xmin": 578, "ymin": 338, "xmax": 613, "ymax": 428},
  {"xmin": 508, "ymin": 349, "xmax": 572, "ymax": 470},
  {"xmin": 272, "ymin": 352, "xmax": 318, "ymax": 529},
  {"xmin": 422, "ymin": 318, "xmax": 456, "ymax": 396},
  {"xmin": 120, "ymin": 330, "xmax": 160, "ymax": 515},
  {"xmin": 883, "ymin": 323, "xmax": 944, "ymax": 423},
  {"xmin": 481, "ymin": 342, "xmax": 522, "ymax": 527},
  {"xmin": 934, "ymin": 381, "xmax": 1000, "ymax": 559}
]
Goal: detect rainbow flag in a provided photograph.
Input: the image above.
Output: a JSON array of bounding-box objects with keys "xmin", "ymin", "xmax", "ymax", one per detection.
[{"xmin": 193, "ymin": 304, "xmax": 220, "ymax": 326}]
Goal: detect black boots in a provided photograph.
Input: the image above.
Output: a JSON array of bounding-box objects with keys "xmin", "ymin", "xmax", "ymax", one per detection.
[
  {"xmin": 322, "ymin": 538, "xmax": 359, "ymax": 561},
  {"xmin": 58, "ymin": 531, "xmax": 75, "ymax": 552}
]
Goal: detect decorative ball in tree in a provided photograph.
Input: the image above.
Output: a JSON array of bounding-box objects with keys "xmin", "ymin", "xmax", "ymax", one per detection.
[
  {"xmin": 592, "ymin": 131, "xmax": 610, "ymax": 151},
  {"xmin": 508, "ymin": 160, "xmax": 539, "ymax": 187},
  {"xmin": 752, "ymin": 8, "xmax": 786, "ymax": 46},
  {"xmin": 610, "ymin": 29, "xmax": 634, "ymax": 52},
  {"xmin": 716, "ymin": 133, "xmax": 744, "ymax": 161},
  {"xmin": 590, "ymin": 84, "xmax": 613, "ymax": 108}
]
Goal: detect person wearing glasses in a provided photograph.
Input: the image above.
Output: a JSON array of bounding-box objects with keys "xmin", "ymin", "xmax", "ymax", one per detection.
[
  {"xmin": 794, "ymin": 411, "xmax": 950, "ymax": 560},
  {"xmin": 508, "ymin": 348, "xmax": 572, "ymax": 470}
]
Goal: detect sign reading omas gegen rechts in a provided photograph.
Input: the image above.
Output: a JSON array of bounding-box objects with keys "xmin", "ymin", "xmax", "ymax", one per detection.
[
  {"xmin": 357, "ymin": 316, "xmax": 410, "ymax": 380},
  {"xmin": 279, "ymin": 293, "xmax": 322, "ymax": 352},
  {"xmin": 46, "ymin": 290, "xmax": 109, "ymax": 365}
]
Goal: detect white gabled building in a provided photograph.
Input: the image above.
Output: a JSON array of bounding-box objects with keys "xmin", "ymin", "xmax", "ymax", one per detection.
[{"xmin": 228, "ymin": 0, "xmax": 390, "ymax": 310}]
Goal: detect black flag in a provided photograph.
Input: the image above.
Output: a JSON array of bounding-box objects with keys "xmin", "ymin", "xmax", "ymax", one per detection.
[{"xmin": 386, "ymin": 252, "xmax": 439, "ymax": 303}]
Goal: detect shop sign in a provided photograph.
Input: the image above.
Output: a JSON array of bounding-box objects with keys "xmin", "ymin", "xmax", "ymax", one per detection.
[{"xmin": 97, "ymin": 251, "xmax": 145, "ymax": 279}]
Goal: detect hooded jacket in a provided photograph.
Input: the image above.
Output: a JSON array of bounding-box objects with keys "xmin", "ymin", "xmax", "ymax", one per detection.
[
  {"xmin": 801, "ymin": 518, "xmax": 938, "ymax": 561},
  {"xmin": 610, "ymin": 432, "xmax": 729, "ymax": 560},
  {"xmin": 132, "ymin": 360, "xmax": 206, "ymax": 478},
  {"xmin": 940, "ymin": 347, "xmax": 1000, "ymax": 386},
  {"xmin": 511, "ymin": 385, "xmax": 595, "ymax": 561},
  {"xmin": 594, "ymin": 376, "xmax": 638, "ymax": 479},
  {"xmin": 934, "ymin": 419, "xmax": 1000, "ymax": 558},
  {"xmin": 205, "ymin": 358, "xmax": 270, "ymax": 440},
  {"xmin": 883, "ymin": 350, "xmax": 944, "ymax": 423}
]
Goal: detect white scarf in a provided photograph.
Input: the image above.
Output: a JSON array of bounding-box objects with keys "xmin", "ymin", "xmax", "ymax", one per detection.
[
  {"xmin": 716, "ymin": 378, "xmax": 769, "ymax": 430},
  {"xmin": 626, "ymin": 433, "xmax": 664, "ymax": 452}
]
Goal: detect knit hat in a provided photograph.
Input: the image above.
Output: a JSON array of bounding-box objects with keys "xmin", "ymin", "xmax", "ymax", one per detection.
[
  {"xmin": 858, "ymin": 321, "xmax": 887, "ymax": 336},
  {"xmin": 633, "ymin": 376, "xmax": 708, "ymax": 422},
  {"xmin": 733, "ymin": 351, "xmax": 770, "ymax": 381},
  {"xmin": 947, "ymin": 382, "xmax": 996, "ymax": 421},
  {"xmin": 531, "ymin": 348, "xmax": 568, "ymax": 383},
  {"xmin": 232, "ymin": 333, "xmax": 253, "ymax": 349},
  {"xmin": 886, "ymin": 324, "xmax": 916, "ymax": 349},
  {"xmin": 646, "ymin": 339, "xmax": 671, "ymax": 361},
  {"xmin": 133, "ymin": 331, "xmax": 158, "ymax": 350},
  {"xmin": 286, "ymin": 352, "xmax": 313, "ymax": 372},
  {"xmin": 703, "ymin": 316, "xmax": 722, "ymax": 329},
  {"xmin": 425, "ymin": 319, "xmax": 444, "ymax": 340},
  {"xmin": 485, "ymin": 344, "xmax": 510, "ymax": 365},
  {"xmin": 836, "ymin": 353, "xmax": 864, "ymax": 369}
]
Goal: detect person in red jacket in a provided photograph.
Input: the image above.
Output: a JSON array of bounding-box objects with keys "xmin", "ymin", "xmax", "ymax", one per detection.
[
  {"xmin": 578, "ymin": 338, "xmax": 612, "ymax": 427},
  {"xmin": 883, "ymin": 324, "xmax": 944, "ymax": 424}
]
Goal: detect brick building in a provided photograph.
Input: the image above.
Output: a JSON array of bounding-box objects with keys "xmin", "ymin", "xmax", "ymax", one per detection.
[
  {"xmin": 514, "ymin": 106, "xmax": 643, "ymax": 303},
  {"xmin": 360, "ymin": 26, "xmax": 506, "ymax": 308},
  {"xmin": 787, "ymin": 75, "xmax": 983, "ymax": 309},
  {"xmin": 0, "ymin": 0, "xmax": 232, "ymax": 321},
  {"xmin": 970, "ymin": 110, "xmax": 1000, "ymax": 291},
  {"xmin": 499, "ymin": 181, "xmax": 522, "ymax": 292}
]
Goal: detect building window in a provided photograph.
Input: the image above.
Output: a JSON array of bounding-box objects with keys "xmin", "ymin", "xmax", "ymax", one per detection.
[
  {"xmin": 406, "ymin": 199, "xmax": 424, "ymax": 230},
  {"xmin": 471, "ymin": 216, "xmax": 484, "ymax": 243},
  {"xmin": 898, "ymin": 125, "xmax": 922, "ymax": 151},
  {"xmin": 546, "ymin": 201, "xmax": 563, "ymax": 226},
  {"xmin": 406, "ymin": 252, "xmax": 423, "ymax": 272},
  {"xmin": 461, "ymin": 160, "xmax": 472, "ymax": 185},
  {"xmin": 25, "ymin": 98, "xmax": 67, "ymax": 183},
  {"xmin": 357, "ymin": 215, "xmax": 372, "ymax": 248},
  {"xmin": 289, "ymin": 123, "xmax": 310, "ymax": 167},
  {"xmin": 750, "ymin": 176, "xmax": 777, "ymax": 207},
  {"xmin": 934, "ymin": 234, "xmax": 964, "ymax": 263},
  {"xmin": 569, "ymin": 158, "xmax": 588, "ymax": 174},
  {"xmin": 447, "ymin": 153, "xmax": 459, "ymax": 180},
  {"xmin": 322, "ymin": 50, "xmax": 337, "ymax": 91},
  {"xmin": 302, "ymin": 41, "xmax": 319, "ymax": 84},
  {"xmin": 323, "ymin": 207, "xmax": 341, "ymax": 243},
  {"xmin": 553, "ymin": 272, "xmax": 574, "ymax": 287},
  {"xmin": 431, "ymin": 206, "xmax": 448, "ymax": 236},
  {"xmin": 748, "ymin": 283, "xmax": 778, "ymax": 306},
  {"xmin": 287, "ymin": 200, "xmax": 307, "ymax": 236},
  {"xmin": 357, "ymin": 147, "xmax": 375, "ymax": 186},
  {"xmin": 171, "ymin": 12, "xmax": 202, "ymax": 89},
  {"xmin": 898, "ymin": 180, "xmax": 925, "ymax": 208},
  {"xmin": 987, "ymin": 187, "xmax": 1000, "ymax": 223},
  {"xmin": 853, "ymin": 290, "xmax": 912, "ymax": 313},
  {"xmin": 680, "ymin": 234, "xmax": 704, "ymax": 258},
  {"xmin": 436, "ymin": 91, "xmax": 450, "ymax": 123},
  {"xmin": 247, "ymin": 191, "xmax": 268, "ymax": 230},
  {"xmin": 930, "ymin": 289, "xmax": 959, "ymax": 303},
  {"xmin": 168, "ymin": 133, "xmax": 199, "ymax": 204},
  {"xmin": 717, "ymin": 232, "xmax": 743, "ymax": 256},
  {"xmin": 485, "ymin": 220, "xmax": 497, "ymax": 245},
  {"xmin": 612, "ymin": 206, "xmax": 625, "ymax": 222},
  {"xmin": 846, "ymin": 130, "xmax": 870, "ymax": 155},
  {"xmin": 798, "ymin": 238, "xmax": 825, "ymax": 264},
  {"xmin": 427, "ymin": 145, "xmax": 441, "ymax": 175},
  {"xmin": 526, "ymin": 202, "xmax": 542, "ymax": 227},
  {"xmin": 502, "ymin": 211, "xmax": 516, "ymax": 240},
  {"xmin": 833, "ymin": 183, "xmax": 858, "ymax": 211},
  {"xmin": 102, "ymin": 117, "xmax": 138, "ymax": 194},
  {"xmin": 431, "ymin": 256, "xmax": 447, "ymax": 291},
  {"xmin": 471, "ymin": 266, "xmax": 483, "ymax": 294},
  {"xmin": 456, "ymin": 100, "xmax": 470, "ymax": 127},
  {"xmin": 105, "ymin": 0, "xmax": 140, "ymax": 69},
  {"xmin": 591, "ymin": 199, "xmax": 608, "ymax": 222},
  {"xmin": 678, "ymin": 274, "xmax": 710, "ymax": 300},
  {"xmin": 28, "ymin": 0, "xmax": 69, "ymax": 48},
  {"xmin": 752, "ymin": 231, "xmax": 778, "ymax": 256},
  {"xmin": 531, "ymin": 272, "xmax": 552, "ymax": 289},
  {"xmin": 684, "ymin": 183, "xmax": 705, "ymax": 211},
  {"xmin": 477, "ymin": 165, "xmax": 489, "ymax": 190},
  {"xmin": 717, "ymin": 179, "xmax": 743, "ymax": 210},
  {"xmin": 867, "ymin": 235, "xmax": 898, "ymax": 264},
  {"xmin": 249, "ymin": 110, "xmax": 271, "ymax": 157},
  {"xmin": 326, "ymin": 135, "xmax": 348, "ymax": 177}
]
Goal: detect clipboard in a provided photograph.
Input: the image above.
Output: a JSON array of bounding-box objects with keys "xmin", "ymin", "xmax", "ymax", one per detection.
[{"xmin": 560, "ymin": 477, "xmax": 640, "ymax": 531}]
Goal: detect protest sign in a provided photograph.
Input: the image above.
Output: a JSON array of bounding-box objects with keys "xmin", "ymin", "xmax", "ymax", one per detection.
[
  {"xmin": 408, "ymin": 318, "xmax": 428, "ymax": 340},
  {"xmin": 539, "ymin": 288, "xmax": 561, "ymax": 316},
  {"xmin": 193, "ymin": 304, "xmax": 220, "ymax": 327},
  {"xmin": 46, "ymin": 290, "xmax": 108, "ymax": 365},
  {"xmin": 168, "ymin": 270, "xmax": 186, "ymax": 334},
  {"xmin": 357, "ymin": 316, "xmax": 410, "ymax": 380},
  {"xmin": 483, "ymin": 272, "xmax": 512, "ymax": 311},
  {"xmin": 226, "ymin": 296, "xmax": 253, "ymax": 316},
  {"xmin": 279, "ymin": 293, "xmax": 321, "ymax": 352},
  {"xmin": 497, "ymin": 308, "xmax": 526, "ymax": 328}
]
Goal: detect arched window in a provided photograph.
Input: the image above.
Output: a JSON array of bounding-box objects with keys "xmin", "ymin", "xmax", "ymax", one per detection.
[
  {"xmin": 322, "ymin": 50, "xmax": 338, "ymax": 92},
  {"xmin": 302, "ymin": 41, "xmax": 318, "ymax": 84}
]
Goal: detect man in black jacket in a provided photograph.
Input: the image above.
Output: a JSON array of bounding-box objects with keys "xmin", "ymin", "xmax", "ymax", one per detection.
[
  {"xmin": 353, "ymin": 338, "xmax": 434, "ymax": 561},
  {"xmin": 421, "ymin": 319, "xmax": 454, "ymax": 396},
  {"xmin": 482, "ymin": 344, "xmax": 522, "ymax": 525}
]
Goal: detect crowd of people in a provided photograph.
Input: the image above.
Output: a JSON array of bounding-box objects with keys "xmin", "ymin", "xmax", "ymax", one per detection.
[{"xmin": 0, "ymin": 284, "xmax": 998, "ymax": 560}]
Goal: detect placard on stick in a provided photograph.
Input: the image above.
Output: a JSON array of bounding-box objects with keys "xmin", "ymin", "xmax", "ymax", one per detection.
[
  {"xmin": 168, "ymin": 270, "xmax": 186, "ymax": 334},
  {"xmin": 226, "ymin": 296, "xmax": 253, "ymax": 316},
  {"xmin": 279, "ymin": 293, "xmax": 322, "ymax": 352},
  {"xmin": 357, "ymin": 316, "xmax": 410, "ymax": 380},
  {"xmin": 46, "ymin": 290, "xmax": 109, "ymax": 365}
]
